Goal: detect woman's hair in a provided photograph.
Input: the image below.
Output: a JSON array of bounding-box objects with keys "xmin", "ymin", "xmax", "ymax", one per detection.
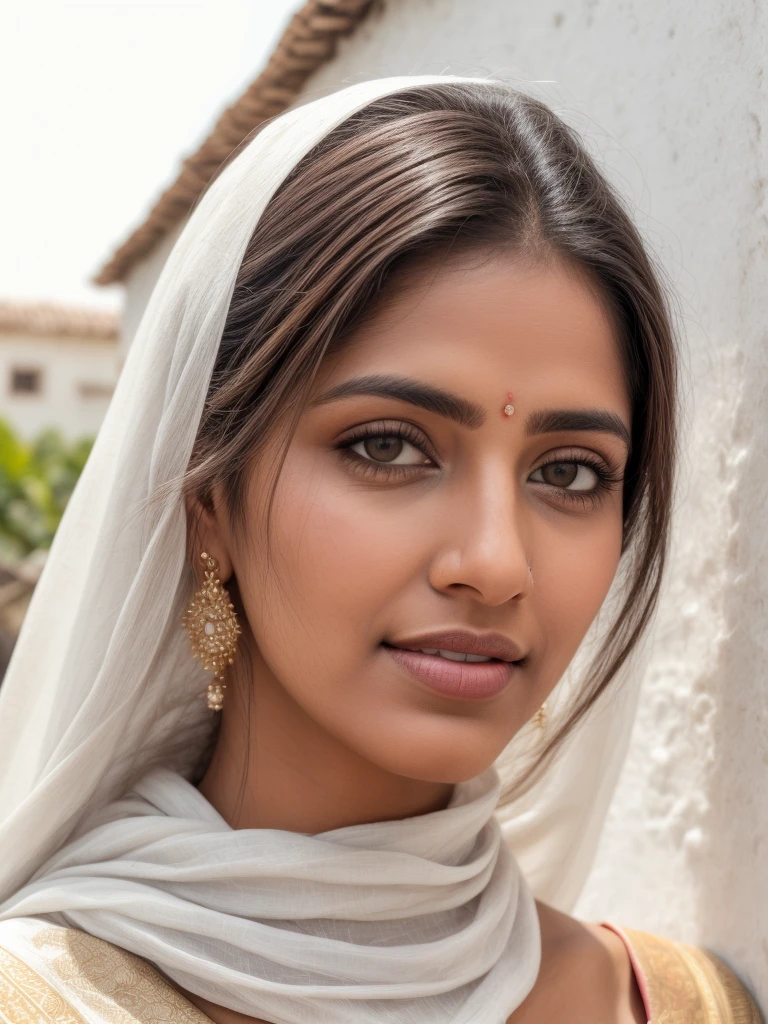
[{"xmin": 183, "ymin": 81, "xmax": 678, "ymax": 799}]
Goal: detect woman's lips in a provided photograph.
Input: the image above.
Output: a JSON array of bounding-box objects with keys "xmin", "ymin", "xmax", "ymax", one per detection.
[{"xmin": 383, "ymin": 644, "xmax": 517, "ymax": 699}]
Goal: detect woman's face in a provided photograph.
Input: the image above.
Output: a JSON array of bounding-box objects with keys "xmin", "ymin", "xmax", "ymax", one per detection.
[{"xmin": 217, "ymin": 254, "xmax": 631, "ymax": 784}]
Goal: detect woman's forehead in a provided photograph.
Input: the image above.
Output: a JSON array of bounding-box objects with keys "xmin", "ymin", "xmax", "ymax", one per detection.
[{"xmin": 316, "ymin": 256, "xmax": 628, "ymax": 409}]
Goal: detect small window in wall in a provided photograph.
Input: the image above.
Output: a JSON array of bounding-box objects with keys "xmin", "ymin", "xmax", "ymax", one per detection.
[
  {"xmin": 77, "ymin": 381, "xmax": 114, "ymax": 400},
  {"xmin": 10, "ymin": 367, "xmax": 42, "ymax": 394}
]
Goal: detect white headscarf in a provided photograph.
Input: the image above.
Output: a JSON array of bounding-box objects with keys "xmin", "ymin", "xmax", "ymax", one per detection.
[{"xmin": 0, "ymin": 75, "xmax": 651, "ymax": 1022}]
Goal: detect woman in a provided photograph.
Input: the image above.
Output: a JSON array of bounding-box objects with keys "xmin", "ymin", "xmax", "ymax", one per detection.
[{"xmin": 0, "ymin": 75, "xmax": 761, "ymax": 1023}]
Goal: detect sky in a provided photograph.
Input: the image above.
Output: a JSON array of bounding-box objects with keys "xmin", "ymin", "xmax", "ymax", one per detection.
[{"xmin": 1, "ymin": 0, "xmax": 302, "ymax": 311}]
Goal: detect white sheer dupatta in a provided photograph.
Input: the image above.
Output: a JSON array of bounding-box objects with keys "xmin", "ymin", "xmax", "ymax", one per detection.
[
  {"xmin": 0, "ymin": 73, "xmax": 650, "ymax": 1022},
  {"xmin": 1, "ymin": 766, "xmax": 542, "ymax": 1022}
]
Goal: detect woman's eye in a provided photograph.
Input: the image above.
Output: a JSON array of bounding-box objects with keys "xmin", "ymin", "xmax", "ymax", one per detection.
[
  {"xmin": 338, "ymin": 430, "xmax": 618, "ymax": 501},
  {"xmin": 348, "ymin": 436, "xmax": 431, "ymax": 466},
  {"xmin": 530, "ymin": 460, "xmax": 600, "ymax": 491}
]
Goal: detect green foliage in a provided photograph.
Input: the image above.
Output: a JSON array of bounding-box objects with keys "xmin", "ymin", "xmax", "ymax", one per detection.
[{"xmin": 0, "ymin": 418, "xmax": 94, "ymax": 559}]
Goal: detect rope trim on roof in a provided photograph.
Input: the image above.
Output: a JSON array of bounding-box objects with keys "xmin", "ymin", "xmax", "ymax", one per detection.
[
  {"xmin": 94, "ymin": 0, "xmax": 376, "ymax": 287},
  {"xmin": 0, "ymin": 300, "xmax": 119, "ymax": 341}
]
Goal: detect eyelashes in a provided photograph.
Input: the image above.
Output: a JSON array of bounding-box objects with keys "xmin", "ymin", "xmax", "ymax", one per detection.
[
  {"xmin": 336, "ymin": 421, "xmax": 624, "ymax": 510},
  {"xmin": 339, "ymin": 420, "xmax": 437, "ymax": 471}
]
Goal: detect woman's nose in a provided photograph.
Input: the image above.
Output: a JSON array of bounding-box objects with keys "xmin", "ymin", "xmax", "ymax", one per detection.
[{"xmin": 427, "ymin": 476, "xmax": 534, "ymax": 607}]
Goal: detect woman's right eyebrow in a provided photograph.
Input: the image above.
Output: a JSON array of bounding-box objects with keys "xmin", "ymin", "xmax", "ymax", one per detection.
[{"xmin": 310, "ymin": 374, "xmax": 486, "ymax": 429}]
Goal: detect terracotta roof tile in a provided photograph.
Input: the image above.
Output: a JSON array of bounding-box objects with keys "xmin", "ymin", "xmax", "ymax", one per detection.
[{"xmin": 0, "ymin": 300, "xmax": 119, "ymax": 341}]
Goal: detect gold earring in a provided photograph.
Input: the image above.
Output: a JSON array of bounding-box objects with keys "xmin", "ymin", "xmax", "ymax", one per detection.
[
  {"xmin": 533, "ymin": 702, "xmax": 548, "ymax": 730},
  {"xmin": 182, "ymin": 551, "xmax": 241, "ymax": 711}
]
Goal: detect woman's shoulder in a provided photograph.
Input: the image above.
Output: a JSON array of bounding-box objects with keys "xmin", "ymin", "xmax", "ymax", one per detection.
[
  {"xmin": 0, "ymin": 915, "xmax": 210, "ymax": 1023},
  {"xmin": 511, "ymin": 902, "xmax": 647, "ymax": 1023},
  {"xmin": 515, "ymin": 903, "xmax": 763, "ymax": 1024},
  {"xmin": 601, "ymin": 921, "xmax": 764, "ymax": 1024}
]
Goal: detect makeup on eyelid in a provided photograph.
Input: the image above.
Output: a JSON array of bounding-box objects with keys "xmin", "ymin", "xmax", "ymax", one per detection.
[{"xmin": 333, "ymin": 418, "xmax": 624, "ymax": 510}]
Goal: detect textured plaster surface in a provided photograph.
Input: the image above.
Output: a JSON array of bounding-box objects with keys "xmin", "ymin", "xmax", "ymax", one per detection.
[
  {"xmin": 123, "ymin": 0, "xmax": 768, "ymax": 1003},
  {"xmin": 299, "ymin": 0, "xmax": 768, "ymax": 1002}
]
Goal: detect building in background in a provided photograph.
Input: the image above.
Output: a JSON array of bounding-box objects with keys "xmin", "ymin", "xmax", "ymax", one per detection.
[
  {"xmin": 0, "ymin": 300, "xmax": 120, "ymax": 441},
  {"xmin": 0, "ymin": 300, "xmax": 118, "ymax": 675},
  {"xmin": 92, "ymin": 0, "xmax": 768, "ymax": 1004}
]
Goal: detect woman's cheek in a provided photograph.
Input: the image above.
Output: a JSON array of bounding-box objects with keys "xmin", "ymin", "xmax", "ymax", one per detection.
[{"xmin": 252, "ymin": 473, "xmax": 387, "ymax": 656}]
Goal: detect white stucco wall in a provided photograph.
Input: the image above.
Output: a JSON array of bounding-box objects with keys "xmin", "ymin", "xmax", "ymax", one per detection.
[
  {"xmin": 121, "ymin": 220, "xmax": 186, "ymax": 356},
  {"xmin": 119, "ymin": 0, "xmax": 767, "ymax": 1001},
  {"xmin": 0, "ymin": 334, "xmax": 119, "ymax": 441}
]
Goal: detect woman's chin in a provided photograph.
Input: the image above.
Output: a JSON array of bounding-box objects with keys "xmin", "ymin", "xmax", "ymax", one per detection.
[{"xmin": 354, "ymin": 722, "xmax": 507, "ymax": 786}]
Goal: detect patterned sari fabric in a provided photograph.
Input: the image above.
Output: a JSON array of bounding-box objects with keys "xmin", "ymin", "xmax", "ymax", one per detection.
[
  {"xmin": 0, "ymin": 918, "xmax": 208, "ymax": 1024},
  {"xmin": 0, "ymin": 918, "xmax": 762, "ymax": 1023},
  {"xmin": 603, "ymin": 923, "xmax": 763, "ymax": 1024}
]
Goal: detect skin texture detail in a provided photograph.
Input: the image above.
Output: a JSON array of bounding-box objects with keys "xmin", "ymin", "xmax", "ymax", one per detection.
[{"xmin": 185, "ymin": 253, "xmax": 644, "ymax": 1022}]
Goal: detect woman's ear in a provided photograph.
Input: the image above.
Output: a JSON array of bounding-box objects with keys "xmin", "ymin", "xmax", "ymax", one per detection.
[{"xmin": 185, "ymin": 489, "xmax": 234, "ymax": 583}]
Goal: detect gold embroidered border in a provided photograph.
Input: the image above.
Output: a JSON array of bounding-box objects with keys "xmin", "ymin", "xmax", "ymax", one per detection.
[
  {"xmin": 31, "ymin": 926, "xmax": 211, "ymax": 1024},
  {"xmin": 0, "ymin": 943, "xmax": 86, "ymax": 1024},
  {"xmin": 622, "ymin": 927, "xmax": 764, "ymax": 1024}
]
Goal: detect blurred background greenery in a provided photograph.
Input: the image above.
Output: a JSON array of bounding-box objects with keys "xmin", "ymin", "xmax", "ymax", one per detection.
[
  {"xmin": 0, "ymin": 417, "xmax": 93, "ymax": 675},
  {"xmin": 0, "ymin": 417, "xmax": 93, "ymax": 559}
]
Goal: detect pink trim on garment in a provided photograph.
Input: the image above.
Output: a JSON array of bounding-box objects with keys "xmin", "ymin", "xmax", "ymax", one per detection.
[{"xmin": 599, "ymin": 921, "xmax": 652, "ymax": 1023}]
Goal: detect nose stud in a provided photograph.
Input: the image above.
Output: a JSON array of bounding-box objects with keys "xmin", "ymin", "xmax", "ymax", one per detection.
[{"xmin": 503, "ymin": 391, "xmax": 515, "ymax": 416}]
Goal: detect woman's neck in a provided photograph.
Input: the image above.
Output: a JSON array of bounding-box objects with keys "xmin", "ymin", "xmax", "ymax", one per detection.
[{"xmin": 198, "ymin": 651, "xmax": 454, "ymax": 833}]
